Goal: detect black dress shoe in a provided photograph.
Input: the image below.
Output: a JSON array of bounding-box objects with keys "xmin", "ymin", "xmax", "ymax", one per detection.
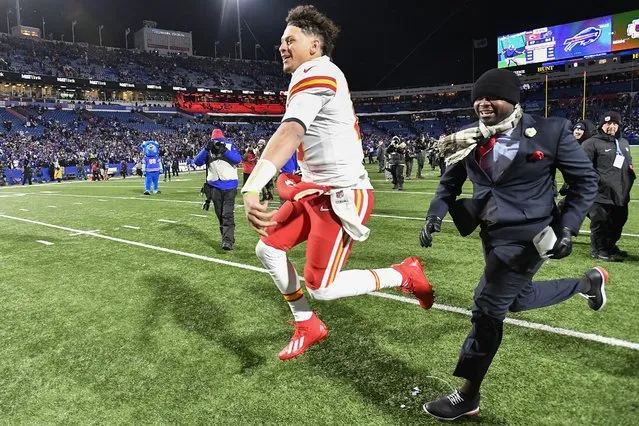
[
  {"xmin": 581, "ymin": 266, "xmax": 608, "ymax": 311},
  {"xmin": 593, "ymin": 251, "xmax": 622, "ymax": 262},
  {"xmin": 423, "ymin": 390, "xmax": 480, "ymax": 420},
  {"xmin": 610, "ymin": 246, "xmax": 628, "ymax": 258}
]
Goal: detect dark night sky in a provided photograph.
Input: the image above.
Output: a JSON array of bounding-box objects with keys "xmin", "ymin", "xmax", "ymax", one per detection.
[{"xmin": 2, "ymin": 0, "xmax": 638, "ymax": 90}]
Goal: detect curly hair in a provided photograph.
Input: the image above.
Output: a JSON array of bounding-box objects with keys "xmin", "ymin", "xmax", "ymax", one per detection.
[{"xmin": 285, "ymin": 5, "xmax": 340, "ymax": 57}]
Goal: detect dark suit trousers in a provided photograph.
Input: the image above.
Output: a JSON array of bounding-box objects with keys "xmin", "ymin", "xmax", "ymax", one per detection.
[
  {"xmin": 212, "ymin": 187, "xmax": 237, "ymax": 246},
  {"xmin": 453, "ymin": 239, "xmax": 585, "ymax": 384},
  {"xmin": 589, "ymin": 202, "xmax": 628, "ymax": 253}
]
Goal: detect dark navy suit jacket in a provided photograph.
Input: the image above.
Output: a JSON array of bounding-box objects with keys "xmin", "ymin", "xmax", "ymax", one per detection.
[{"xmin": 428, "ymin": 114, "xmax": 597, "ymax": 242}]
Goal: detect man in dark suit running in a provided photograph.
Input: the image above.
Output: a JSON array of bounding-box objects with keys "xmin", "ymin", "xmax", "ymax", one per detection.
[{"xmin": 419, "ymin": 68, "xmax": 606, "ymax": 420}]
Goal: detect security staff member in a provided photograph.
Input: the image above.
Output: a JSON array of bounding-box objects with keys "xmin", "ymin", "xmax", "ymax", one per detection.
[{"xmin": 582, "ymin": 111, "xmax": 635, "ymax": 261}]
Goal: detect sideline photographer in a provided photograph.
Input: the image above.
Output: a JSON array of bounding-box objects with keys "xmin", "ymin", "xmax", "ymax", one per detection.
[
  {"xmin": 386, "ymin": 136, "xmax": 406, "ymax": 190},
  {"xmin": 194, "ymin": 129, "xmax": 242, "ymax": 251}
]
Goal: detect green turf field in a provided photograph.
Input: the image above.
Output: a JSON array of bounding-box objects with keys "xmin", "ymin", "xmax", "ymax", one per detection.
[{"xmin": 0, "ymin": 161, "xmax": 637, "ymax": 425}]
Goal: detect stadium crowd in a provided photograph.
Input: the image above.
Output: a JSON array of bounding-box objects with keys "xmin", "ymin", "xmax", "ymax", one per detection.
[{"xmin": 0, "ymin": 33, "xmax": 289, "ymax": 91}]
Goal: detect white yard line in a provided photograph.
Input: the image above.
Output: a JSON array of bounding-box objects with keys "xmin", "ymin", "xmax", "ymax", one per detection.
[
  {"xmin": 37, "ymin": 193, "xmax": 201, "ymax": 205},
  {"xmin": 158, "ymin": 219, "xmax": 177, "ymax": 223},
  {"xmin": 19, "ymin": 208, "xmax": 29, "ymax": 212},
  {"xmin": 372, "ymin": 293, "xmax": 639, "ymax": 351},
  {"xmin": 35, "ymin": 239, "xmax": 54, "ymax": 245},
  {"xmin": 190, "ymin": 214, "xmax": 208, "ymax": 218},
  {"xmin": 122, "ymin": 225, "xmax": 140, "ymax": 230},
  {"xmin": 1, "ymin": 213, "xmax": 638, "ymax": 352},
  {"xmin": 70, "ymin": 229, "xmax": 99, "ymax": 236}
]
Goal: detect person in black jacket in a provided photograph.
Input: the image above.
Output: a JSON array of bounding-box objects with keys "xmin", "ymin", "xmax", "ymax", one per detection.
[
  {"xmin": 386, "ymin": 136, "xmax": 406, "ymax": 190},
  {"xmin": 582, "ymin": 111, "xmax": 635, "ymax": 261},
  {"xmin": 22, "ymin": 160, "xmax": 33, "ymax": 185},
  {"xmin": 571, "ymin": 119, "xmax": 595, "ymax": 144},
  {"xmin": 557, "ymin": 119, "xmax": 596, "ymax": 208}
]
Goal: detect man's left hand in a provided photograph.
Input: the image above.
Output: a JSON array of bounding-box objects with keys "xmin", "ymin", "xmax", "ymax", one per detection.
[
  {"xmin": 548, "ymin": 227, "xmax": 573, "ymax": 259},
  {"xmin": 243, "ymin": 192, "xmax": 277, "ymax": 237}
]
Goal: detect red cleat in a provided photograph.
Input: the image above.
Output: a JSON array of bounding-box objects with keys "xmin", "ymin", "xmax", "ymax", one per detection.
[
  {"xmin": 391, "ymin": 256, "xmax": 435, "ymax": 309},
  {"xmin": 278, "ymin": 313, "xmax": 329, "ymax": 361}
]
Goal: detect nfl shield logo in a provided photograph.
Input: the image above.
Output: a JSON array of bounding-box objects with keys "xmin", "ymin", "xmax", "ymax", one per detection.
[{"xmin": 336, "ymin": 190, "xmax": 344, "ymax": 198}]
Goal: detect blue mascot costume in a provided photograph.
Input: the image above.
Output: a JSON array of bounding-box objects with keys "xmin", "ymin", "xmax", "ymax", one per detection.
[{"xmin": 141, "ymin": 140, "xmax": 163, "ymax": 195}]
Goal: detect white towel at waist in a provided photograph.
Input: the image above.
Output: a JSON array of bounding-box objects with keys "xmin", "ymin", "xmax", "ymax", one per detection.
[{"xmin": 328, "ymin": 184, "xmax": 371, "ymax": 242}]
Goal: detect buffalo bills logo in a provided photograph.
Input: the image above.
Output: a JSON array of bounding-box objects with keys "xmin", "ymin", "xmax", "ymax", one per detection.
[{"xmin": 563, "ymin": 27, "xmax": 601, "ymax": 52}]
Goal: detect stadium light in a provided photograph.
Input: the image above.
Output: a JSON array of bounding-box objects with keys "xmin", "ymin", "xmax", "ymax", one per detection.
[
  {"xmin": 6, "ymin": 9, "xmax": 11, "ymax": 34},
  {"xmin": 71, "ymin": 20, "xmax": 77, "ymax": 43},
  {"xmin": 125, "ymin": 27, "xmax": 131, "ymax": 49},
  {"xmin": 98, "ymin": 24, "xmax": 104, "ymax": 47},
  {"xmin": 214, "ymin": 40, "xmax": 220, "ymax": 58},
  {"xmin": 236, "ymin": 0, "xmax": 242, "ymax": 59}
]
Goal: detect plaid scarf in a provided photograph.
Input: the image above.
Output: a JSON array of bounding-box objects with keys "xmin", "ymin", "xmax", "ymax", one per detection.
[{"xmin": 438, "ymin": 104, "xmax": 523, "ymax": 166}]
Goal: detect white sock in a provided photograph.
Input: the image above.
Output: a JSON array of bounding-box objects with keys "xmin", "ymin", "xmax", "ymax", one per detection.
[
  {"xmin": 255, "ymin": 240, "xmax": 312, "ymax": 321},
  {"xmin": 308, "ymin": 268, "xmax": 403, "ymax": 301}
]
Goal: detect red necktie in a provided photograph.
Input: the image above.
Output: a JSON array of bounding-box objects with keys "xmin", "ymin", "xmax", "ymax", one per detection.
[{"xmin": 477, "ymin": 135, "xmax": 498, "ymax": 169}]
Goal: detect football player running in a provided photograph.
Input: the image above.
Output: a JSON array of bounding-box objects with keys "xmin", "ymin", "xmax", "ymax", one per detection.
[{"xmin": 241, "ymin": 5, "xmax": 434, "ymax": 361}]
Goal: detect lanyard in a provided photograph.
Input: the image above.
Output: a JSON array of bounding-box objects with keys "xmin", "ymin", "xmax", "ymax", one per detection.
[{"xmin": 614, "ymin": 139, "xmax": 623, "ymax": 156}]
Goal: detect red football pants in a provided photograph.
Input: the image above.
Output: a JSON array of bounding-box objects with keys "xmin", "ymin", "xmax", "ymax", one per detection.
[{"xmin": 261, "ymin": 189, "xmax": 374, "ymax": 291}]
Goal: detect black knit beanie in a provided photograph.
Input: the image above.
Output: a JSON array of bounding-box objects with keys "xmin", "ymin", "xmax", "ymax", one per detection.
[
  {"xmin": 598, "ymin": 111, "xmax": 622, "ymax": 128},
  {"xmin": 471, "ymin": 68, "xmax": 521, "ymax": 106}
]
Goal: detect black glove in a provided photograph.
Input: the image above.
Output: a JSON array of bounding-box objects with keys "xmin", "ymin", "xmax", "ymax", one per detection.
[
  {"xmin": 548, "ymin": 226, "xmax": 573, "ymax": 259},
  {"xmin": 420, "ymin": 215, "xmax": 442, "ymax": 248},
  {"xmin": 558, "ymin": 183, "xmax": 569, "ymax": 196}
]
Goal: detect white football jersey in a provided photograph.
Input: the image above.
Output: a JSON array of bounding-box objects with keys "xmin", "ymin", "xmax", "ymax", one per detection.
[{"xmin": 282, "ymin": 56, "xmax": 371, "ymax": 188}]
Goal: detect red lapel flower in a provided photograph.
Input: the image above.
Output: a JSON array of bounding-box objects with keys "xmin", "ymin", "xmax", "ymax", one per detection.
[{"xmin": 528, "ymin": 150, "xmax": 545, "ymax": 161}]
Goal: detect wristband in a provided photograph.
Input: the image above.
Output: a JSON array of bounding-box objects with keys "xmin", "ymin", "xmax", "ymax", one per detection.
[{"xmin": 241, "ymin": 159, "xmax": 277, "ymax": 194}]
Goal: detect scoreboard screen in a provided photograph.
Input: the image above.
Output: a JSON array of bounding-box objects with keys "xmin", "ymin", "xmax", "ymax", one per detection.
[
  {"xmin": 524, "ymin": 27, "xmax": 557, "ymax": 63},
  {"xmin": 498, "ymin": 27, "xmax": 557, "ymax": 68},
  {"xmin": 498, "ymin": 9, "xmax": 639, "ymax": 69},
  {"xmin": 552, "ymin": 16, "xmax": 611, "ymax": 60},
  {"xmin": 612, "ymin": 9, "xmax": 639, "ymax": 52}
]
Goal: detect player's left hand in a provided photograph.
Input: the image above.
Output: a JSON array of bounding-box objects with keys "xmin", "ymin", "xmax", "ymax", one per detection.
[{"xmin": 243, "ymin": 192, "xmax": 277, "ymax": 237}]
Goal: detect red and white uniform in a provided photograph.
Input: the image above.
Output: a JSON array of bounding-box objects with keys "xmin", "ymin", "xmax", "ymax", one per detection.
[
  {"xmin": 263, "ymin": 56, "xmax": 374, "ymax": 290},
  {"xmin": 283, "ymin": 55, "xmax": 371, "ymax": 189}
]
